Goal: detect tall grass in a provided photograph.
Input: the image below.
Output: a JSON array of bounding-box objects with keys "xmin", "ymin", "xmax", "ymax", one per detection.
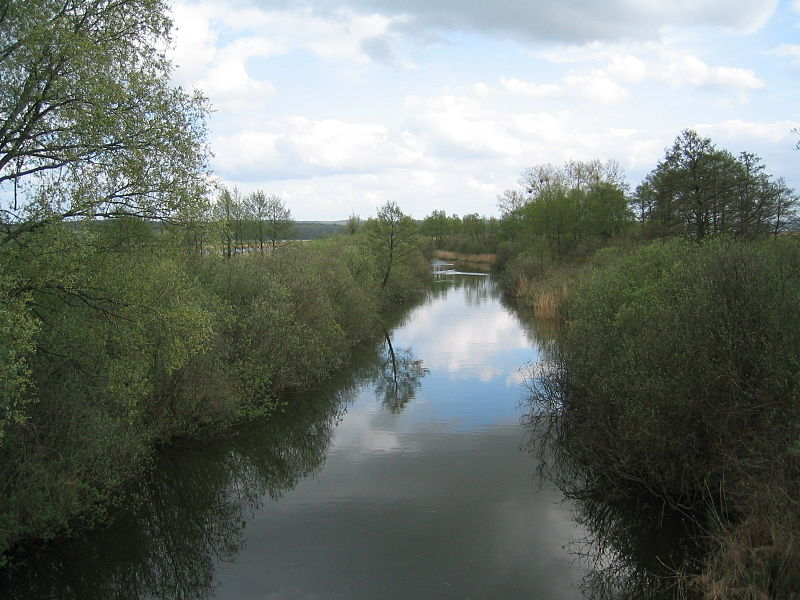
[
  {"xmin": 433, "ymin": 249, "xmax": 495, "ymax": 265},
  {"xmin": 531, "ymin": 283, "xmax": 568, "ymax": 320}
]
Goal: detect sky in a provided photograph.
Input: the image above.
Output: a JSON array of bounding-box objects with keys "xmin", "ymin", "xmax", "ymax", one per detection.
[{"xmin": 168, "ymin": 0, "xmax": 800, "ymax": 221}]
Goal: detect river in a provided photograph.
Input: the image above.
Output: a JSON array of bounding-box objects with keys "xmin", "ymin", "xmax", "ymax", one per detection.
[{"xmin": 3, "ymin": 271, "xmax": 587, "ymax": 599}]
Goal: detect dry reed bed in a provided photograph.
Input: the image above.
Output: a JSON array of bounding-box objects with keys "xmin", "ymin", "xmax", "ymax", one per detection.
[{"xmin": 434, "ymin": 250, "xmax": 496, "ymax": 265}]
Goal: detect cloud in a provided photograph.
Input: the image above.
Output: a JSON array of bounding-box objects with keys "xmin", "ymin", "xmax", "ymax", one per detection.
[
  {"xmin": 244, "ymin": 0, "xmax": 778, "ymax": 44},
  {"xmin": 197, "ymin": 59, "xmax": 277, "ymax": 111},
  {"xmin": 696, "ymin": 119, "xmax": 800, "ymax": 145},
  {"xmin": 767, "ymin": 44, "xmax": 800, "ymax": 68},
  {"xmin": 212, "ymin": 117, "xmax": 432, "ymax": 181},
  {"xmin": 564, "ymin": 70, "xmax": 630, "ymax": 104},
  {"xmin": 662, "ymin": 54, "xmax": 764, "ymax": 90},
  {"xmin": 605, "ymin": 54, "xmax": 648, "ymax": 83},
  {"xmin": 406, "ymin": 94, "xmax": 526, "ymax": 159},
  {"xmin": 500, "ymin": 77, "xmax": 562, "ymax": 99},
  {"xmin": 202, "ymin": 4, "xmax": 395, "ymax": 63},
  {"xmin": 170, "ymin": 0, "xmax": 422, "ymax": 112}
]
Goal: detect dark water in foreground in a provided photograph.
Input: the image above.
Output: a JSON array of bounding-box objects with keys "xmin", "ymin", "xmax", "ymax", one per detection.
[{"xmin": 3, "ymin": 273, "xmax": 587, "ymax": 599}]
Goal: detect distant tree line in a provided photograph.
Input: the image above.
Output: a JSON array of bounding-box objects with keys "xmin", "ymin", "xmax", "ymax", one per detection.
[{"xmin": 418, "ymin": 131, "xmax": 796, "ymax": 267}]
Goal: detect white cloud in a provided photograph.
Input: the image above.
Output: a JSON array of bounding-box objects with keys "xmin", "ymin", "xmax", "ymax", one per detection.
[
  {"xmin": 192, "ymin": 3, "xmax": 395, "ymax": 64},
  {"xmin": 212, "ymin": 117, "xmax": 433, "ymax": 182},
  {"xmin": 696, "ymin": 119, "xmax": 800, "ymax": 145},
  {"xmin": 245, "ymin": 0, "xmax": 778, "ymax": 43},
  {"xmin": 407, "ymin": 94, "xmax": 525, "ymax": 158},
  {"xmin": 170, "ymin": 1, "xmax": 219, "ymax": 82},
  {"xmin": 565, "ymin": 70, "xmax": 630, "ymax": 104},
  {"xmin": 500, "ymin": 77, "xmax": 562, "ymax": 98},
  {"xmin": 473, "ymin": 82, "xmax": 492, "ymax": 97},
  {"xmin": 662, "ymin": 54, "xmax": 764, "ymax": 90},
  {"xmin": 170, "ymin": 1, "xmax": 401, "ymax": 102},
  {"xmin": 197, "ymin": 60, "xmax": 277, "ymax": 111},
  {"xmin": 170, "ymin": 0, "xmax": 797, "ymax": 221},
  {"xmin": 605, "ymin": 54, "xmax": 648, "ymax": 83},
  {"xmin": 767, "ymin": 44, "xmax": 800, "ymax": 67}
]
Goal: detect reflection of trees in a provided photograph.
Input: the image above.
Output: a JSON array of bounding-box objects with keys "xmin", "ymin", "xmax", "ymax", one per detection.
[
  {"xmin": 428, "ymin": 273, "xmax": 498, "ymax": 306},
  {"xmin": 571, "ymin": 496, "xmax": 703, "ymax": 600},
  {"xmin": 374, "ymin": 333, "xmax": 428, "ymax": 413},
  {"xmin": 1, "ymin": 370, "xmax": 363, "ymax": 600},
  {"xmin": 500, "ymin": 287, "xmax": 564, "ymax": 361},
  {"xmin": 521, "ymin": 363, "xmax": 703, "ymax": 600}
]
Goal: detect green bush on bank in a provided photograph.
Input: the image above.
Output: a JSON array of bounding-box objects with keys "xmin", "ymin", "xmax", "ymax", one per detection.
[
  {"xmin": 0, "ymin": 228, "xmax": 430, "ymax": 564},
  {"xmin": 532, "ymin": 237, "xmax": 800, "ymax": 594}
]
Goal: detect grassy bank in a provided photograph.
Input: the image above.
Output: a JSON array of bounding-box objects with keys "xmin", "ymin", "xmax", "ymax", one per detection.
[{"xmin": 524, "ymin": 237, "xmax": 800, "ymax": 596}]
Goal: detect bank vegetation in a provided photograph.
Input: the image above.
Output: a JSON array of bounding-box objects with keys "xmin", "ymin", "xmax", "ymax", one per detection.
[
  {"xmin": 0, "ymin": 1, "xmax": 430, "ymax": 564},
  {"xmin": 496, "ymin": 135, "xmax": 800, "ymax": 597}
]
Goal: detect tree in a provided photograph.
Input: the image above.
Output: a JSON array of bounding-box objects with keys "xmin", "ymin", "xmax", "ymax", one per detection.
[
  {"xmin": 0, "ymin": 0, "xmax": 210, "ymax": 243},
  {"xmin": 421, "ymin": 209, "xmax": 449, "ymax": 247},
  {"xmin": 584, "ymin": 182, "xmax": 632, "ymax": 239},
  {"xmin": 770, "ymin": 177, "xmax": 798, "ymax": 236},
  {"xmin": 0, "ymin": 1, "xmax": 215, "ymax": 558},
  {"xmin": 636, "ymin": 130, "xmax": 796, "ymax": 239},
  {"xmin": 263, "ymin": 195, "xmax": 293, "ymax": 249},
  {"xmin": 501, "ymin": 160, "xmax": 630, "ymax": 257},
  {"xmin": 245, "ymin": 190, "xmax": 269, "ymax": 251},
  {"xmin": 364, "ymin": 201, "xmax": 417, "ymax": 288},
  {"xmin": 497, "ymin": 189, "xmax": 525, "ymax": 216},
  {"xmin": 213, "ymin": 187, "xmax": 240, "ymax": 258},
  {"xmin": 346, "ymin": 213, "xmax": 361, "ymax": 235},
  {"xmin": 462, "ymin": 213, "xmax": 485, "ymax": 243}
]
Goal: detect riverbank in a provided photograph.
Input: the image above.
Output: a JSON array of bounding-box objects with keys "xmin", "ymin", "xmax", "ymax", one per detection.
[
  {"xmin": 520, "ymin": 236, "xmax": 800, "ymax": 597},
  {"xmin": 0, "ymin": 230, "xmax": 431, "ymax": 567}
]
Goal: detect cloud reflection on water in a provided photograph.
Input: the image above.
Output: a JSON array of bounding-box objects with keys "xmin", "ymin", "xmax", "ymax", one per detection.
[{"xmin": 396, "ymin": 275, "xmax": 537, "ymax": 383}]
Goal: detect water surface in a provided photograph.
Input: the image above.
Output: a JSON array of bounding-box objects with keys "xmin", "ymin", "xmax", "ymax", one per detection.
[{"xmin": 3, "ymin": 273, "xmax": 586, "ymax": 599}]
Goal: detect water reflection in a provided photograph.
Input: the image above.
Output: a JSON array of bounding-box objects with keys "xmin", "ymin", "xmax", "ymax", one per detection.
[
  {"xmin": 399, "ymin": 275, "xmax": 535, "ymax": 384},
  {"xmin": 573, "ymin": 497, "xmax": 702, "ymax": 600},
  {"xmin": 375, "ymin": 333, "xmax": 428, "ymax": 413},
  {"xmin": 521, "ymin": 364, "xmax": 704, "ymax": 600},
  {"xmin": 1, "ymin": 359, "xmax": 371, "ymax": 600}
]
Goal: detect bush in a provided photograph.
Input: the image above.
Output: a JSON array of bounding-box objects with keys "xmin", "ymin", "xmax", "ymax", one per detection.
[
  {"xmin": 0, "ymin": 228, "xmax": 430, "ymax": 563},
  {"xmin": 529, "ymin": 237, "xmax": 800, "ymax": 594}
]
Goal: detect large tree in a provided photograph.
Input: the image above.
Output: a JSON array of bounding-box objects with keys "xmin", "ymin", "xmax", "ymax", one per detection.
[
  {"xmin": 263, "ymin": 194, "xmax": 294, "ymax": 249},
  {"xmin": 0, "ymin": 0, "xmax": 210, "ymax": 243},
  {"xmin": 365, "ymin": 201, "xmax": 417, "ymax": 288}
]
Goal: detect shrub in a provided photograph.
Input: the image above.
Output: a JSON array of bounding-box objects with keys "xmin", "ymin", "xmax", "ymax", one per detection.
[{"xmin": 529, "ymin": 237, "xmax": 800, "ymax": 594}]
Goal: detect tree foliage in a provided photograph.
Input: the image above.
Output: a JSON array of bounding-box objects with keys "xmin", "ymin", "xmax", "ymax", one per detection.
[
  {"xmin": 635, "ymin": 130, "xmax": 797, "ymax": 238},
  {"xmin": 0, "ymin": 0, "xmax": 210, "ymax": 240},
  {"xmin": 527, "ymin": 237, "xmax": 800, "ymax": 595},
  {"xmin": 364, "ymin": 201, "xmax": 418, "ymax": 289},
  {"xmin": 212, "ymin": 188, "xmax": 294, "ymax": 254},
  {"xmin": 498, "ymin": 159, "xmax": 632, "ymax": 258},
  {"xmin": 261, "ymin": 193, "xmax": 294, "ymax": 249}
]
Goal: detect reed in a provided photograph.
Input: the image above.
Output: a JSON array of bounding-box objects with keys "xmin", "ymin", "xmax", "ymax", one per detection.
[
  {"xmin": 434, "ymin": 250, "xmax": 496, "ymax": 265},
  {"xmin": 532, "ymin": 283, "xmax": 568, "ymax": 320}
]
